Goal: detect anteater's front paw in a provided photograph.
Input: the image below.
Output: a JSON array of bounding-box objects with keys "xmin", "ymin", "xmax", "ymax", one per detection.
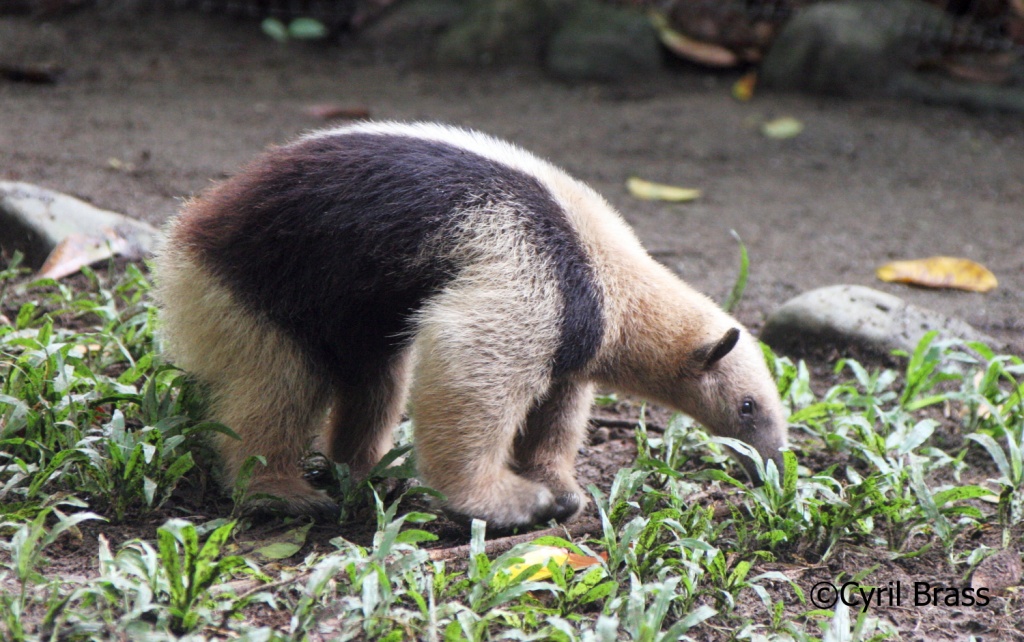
[{"xmin": 444, "ymin": 476, "xmax": 583, "ymax": 533}]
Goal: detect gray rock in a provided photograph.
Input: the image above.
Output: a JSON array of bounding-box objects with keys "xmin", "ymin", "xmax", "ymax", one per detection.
[
  {"xmin": 359, "ymin": 0, "xmax": 468, "ymax": 61},
  {"xmin": 545, "ymin": 2, "xmax": 661, "ymax": 82},
  {"xmin": 435, "ymin": 0, "xmax": 560, "ymax": 66},
  {"xmin": 0, "ymin": 181, "xmax": 161, "ymax": 270},
  {"xmin": 760, "ymin": 0, "xmax": 1024, "ymax": 113},
  {"xmin": 760, "ymin": 0, "xmax": 952, "ymax": 96},
  {"xmin": 761, "ymin": 285, "xmax": 996, "ymax": 358}
]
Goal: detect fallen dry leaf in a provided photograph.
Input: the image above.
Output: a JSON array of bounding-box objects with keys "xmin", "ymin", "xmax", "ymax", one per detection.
[
  {"xmin": 761, "ymin": 117, "xmax": 804, "ymax": 139},
  {"xmin": 235, "ymin": 522, "xmax": 314, "ymax": 563},
  {"xmin": 876, "ymin": 256, "xmax": 998, "ymax": 292},
  {"xmin": 503, "ymin": 546, "xmax": 604, "ymax": 581},
  {"xmin": 38, "ymin": 232, "xmax": 129, "ymax": 280},
  {"xmin": 627, "ymin": 177, "xmax": 701, "ymax": 203},
  {"xmin": 938, "ymin": 53, "xmax": 1016, "ymax": 85},
  {"xmin": 69, "ymin": 344, "xmax": 103, "ymax": 357},
  {"xmin": 732, "ymin": 72, "xmax": 757, "ymax": 101},
  {"xmin": 37, "ymin": 225, "xmax": 150, "ymax": 280},
  {"xmin": 650, "ymin": 12, "xmax": 738, "ymax": 68},
  {"xmin": 565, "ymin": 551, "xmax": 604, "ymax": 570},
  {"xmin": 106, "ymin": 157, "xmax": 136, "ymax": 173}
]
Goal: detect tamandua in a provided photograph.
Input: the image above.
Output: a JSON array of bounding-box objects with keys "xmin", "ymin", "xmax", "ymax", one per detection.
[{"xmin": 155, "ymin": 122, "xmax": 788, "ymax": 530}]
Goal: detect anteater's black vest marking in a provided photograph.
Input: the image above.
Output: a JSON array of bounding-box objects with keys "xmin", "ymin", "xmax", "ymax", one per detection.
[{"xmin": 186, "ymin": 133, "xmax": 604, "ymax": 386}]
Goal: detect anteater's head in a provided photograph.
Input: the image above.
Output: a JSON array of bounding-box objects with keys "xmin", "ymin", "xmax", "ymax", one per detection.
[{"xmin": 674, "ymin": 327, "xmax": 789, "ymax": 482}]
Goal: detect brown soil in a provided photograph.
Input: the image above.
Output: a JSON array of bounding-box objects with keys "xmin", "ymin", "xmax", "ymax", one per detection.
[{"xmin": 2, "ymin": 8, "xmax": 1024, "ymax": 640}]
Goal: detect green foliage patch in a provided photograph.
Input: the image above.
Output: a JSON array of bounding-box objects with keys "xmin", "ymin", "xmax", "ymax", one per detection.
[{"xmin": 1, "ymin": 258, "xmax": 1022, "ymax": 640}]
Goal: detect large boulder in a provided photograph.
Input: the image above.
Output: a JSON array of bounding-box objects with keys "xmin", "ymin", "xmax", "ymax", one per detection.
[
  {"xmin": 760, "ymin": 0, "xmax": 1024, "ymax": 113},
  {"xmin": 545, "ymin": 2, "xmax": 661, "ymax": 82},
  {"xmin": 434, "ymin": 0, "xmax": 660, "ymax": 82},
  {"xmin": 760, "ymin": 0, "xmax": 952, "ymax": 96},
  {"xmin": 435, "ymin": 0, "xmax": 561, "ymax": 66},
  {"xmin": 761, "ymin": 284, "xmax": 997, "ymax": 358},
  {"xmin": 0, "ymin": 181, "xmax": 160, "ymax": 270}
]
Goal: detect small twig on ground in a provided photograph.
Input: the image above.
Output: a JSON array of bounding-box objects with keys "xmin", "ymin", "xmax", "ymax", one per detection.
[
  {"xmin": 235, "ymin": 572, "xmax": 311, "ymax": 601},
  {"xmin": 426, "ymin": 516, "xmax": 604, "ymax": 564},
  {"xmin": 588, "ymin": 417, "xmax": 666, "ymax": 433},
  {"xmin": 217, "ymin": 570, "xmax": 312, "ymax": 630}
]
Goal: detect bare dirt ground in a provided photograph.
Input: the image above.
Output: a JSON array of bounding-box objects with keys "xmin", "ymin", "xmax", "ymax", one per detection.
[
  {"xmin": 2, "ymin": 8, "xmax": 1024, "ymax": 640},
  {"xmin": 3, "ymin": 9, "xmax": 1023, "ymax": 351}
]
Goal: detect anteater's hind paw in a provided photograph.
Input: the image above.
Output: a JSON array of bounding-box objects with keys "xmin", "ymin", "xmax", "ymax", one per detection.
[{"xmin": 238, "ymin": 476, "xmax": 340, "ymax": 522}]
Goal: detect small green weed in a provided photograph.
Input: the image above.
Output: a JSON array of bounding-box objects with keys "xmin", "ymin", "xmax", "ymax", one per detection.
[
  {"xmin": 1, "ymin": 266, "xmax": 203, "ymax": 522},
  {"xmin": 0, "ymin": 504, "xmax": 102, "ymax": 641}
]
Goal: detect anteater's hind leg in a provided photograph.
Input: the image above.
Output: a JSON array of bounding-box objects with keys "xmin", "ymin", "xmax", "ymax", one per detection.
[
  {"xmin": 513, "ymin": 379, "xmax": 592, "ymax": 516},
  {"xmin": 201, "ymin": 325, "xmax": 335, "ymax": 516},
  {"xmin": 157, "ymin": 252, "xmax": 335, "ymax": 516},
  {"xmin": 325, "ymin": 349, "xmax": 413, "ymax": 480}
]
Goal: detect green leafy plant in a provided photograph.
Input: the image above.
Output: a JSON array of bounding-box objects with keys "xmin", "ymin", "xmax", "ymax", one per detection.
[
  {"xmin": 967, "ymin": 428, "xmax": 1023, "ymax": 542},
  {"xmin": 0, "ymin": 505, "xmax": 102, "ymax": 641},
  {"xmin": 722, "ymin": 229, "xmax": 749, "ymax": 313},
  {"xmin": 157, "ymin": 519, "xmax": 247, "ymax": 634},
  {"xmin": 898, "ymin": 331, "xmax": 960, "ymax": 411},
  {"xmin": 1, "ymin": 268, "xmax": 202, "ymax": 522},
  {"xmin": 76, "ymin": 406, "xmax": 196, "ymax": 522},
  {"xmin": 3, "ymin": 259, "xmax": 1024, "ymax": 639}
]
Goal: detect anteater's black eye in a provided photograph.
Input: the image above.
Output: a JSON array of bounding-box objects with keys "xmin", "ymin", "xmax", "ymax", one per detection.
[{"xmin": 740, "ymin": 399, "xmax": 756, "ymax": 416}]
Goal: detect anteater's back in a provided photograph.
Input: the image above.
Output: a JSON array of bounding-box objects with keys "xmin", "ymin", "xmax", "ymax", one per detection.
[{"xmin": 159, "ymin": 125, "xmax": 604, "ymax": 386}]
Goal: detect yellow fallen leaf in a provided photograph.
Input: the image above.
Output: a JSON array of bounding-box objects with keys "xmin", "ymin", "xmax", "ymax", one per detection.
[
  {"xmin": 106, "ymin": 157, "xmax": 136, "ymax": 173},
  {"xmin": 504, "ymin": 546, "xmax": 569, "ymax": 581},
  {"xmin": 876, "ymin": 256, "xmax": 997, "ymax": 292},
  {"xmin": 627, "ymin": 177, "xmax": 701, "ymax": 203},
  {"xmin": 732, "ymin": 72, "xmax": 757, "ymax": 102},
  {"xmin": 761, "ymin": 117, "xmax": 804, "ymax": 139},
  {"xmin": 502, "ymin": 546, "xmax": 604, "ymax": 581},
  {"xmin": 649, "ymin": 12, "xmax": 738, "ymax": 68}
]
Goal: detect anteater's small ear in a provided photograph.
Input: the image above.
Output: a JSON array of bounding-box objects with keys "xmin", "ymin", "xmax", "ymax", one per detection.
[{"xmin": 699, "ymin": 328, "xmax": 740, "ymax": 371}]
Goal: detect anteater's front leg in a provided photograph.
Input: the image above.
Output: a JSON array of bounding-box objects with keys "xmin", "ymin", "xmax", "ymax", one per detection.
[
  {"xmin": 409, "ymin": 322, "xmax": 578, "ymax": 531},
  {"xmin": 513, "ymin": 378, "xmax": 592, "ymax": 519}
]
